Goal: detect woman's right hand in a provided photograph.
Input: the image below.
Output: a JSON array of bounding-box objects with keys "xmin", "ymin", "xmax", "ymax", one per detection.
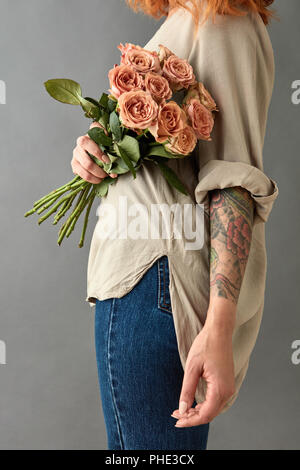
[{"xmin": 71, "ymin": 122, "xmax": 118, "ymax": 184}]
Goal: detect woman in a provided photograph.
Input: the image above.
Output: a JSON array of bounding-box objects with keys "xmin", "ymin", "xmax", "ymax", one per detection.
[{"xmin": 72, "ymin": 0, "xmax": 278, "ymax": 450}]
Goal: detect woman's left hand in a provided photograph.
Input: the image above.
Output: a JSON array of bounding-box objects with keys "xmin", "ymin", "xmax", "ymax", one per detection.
[{"xmin": 171, "ymin": 315, "xmax": 236, "ymax": 427}]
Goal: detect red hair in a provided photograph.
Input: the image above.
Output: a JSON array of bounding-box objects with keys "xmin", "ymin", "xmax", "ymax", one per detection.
[{"xmin": 126, "ymin": 0, "xmax": 275, "ymax": 26}]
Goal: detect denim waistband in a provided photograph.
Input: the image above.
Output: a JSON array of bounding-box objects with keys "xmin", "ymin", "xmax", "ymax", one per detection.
[{"xmin": 157, "ymin": 255, "xmax": 172, "ymax": 314}]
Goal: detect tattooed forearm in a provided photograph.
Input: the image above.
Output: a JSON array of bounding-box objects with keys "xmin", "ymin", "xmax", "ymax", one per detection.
[{"xmin": 209, "ymin": 186, "xmax": 255, "ymax": 305}]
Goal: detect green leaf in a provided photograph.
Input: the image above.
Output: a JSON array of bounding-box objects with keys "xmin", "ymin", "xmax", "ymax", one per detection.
[
  {"xmin": 44, "ymin": 79, "xmax": 82, "ymax": 105},
  {"xmin": 108, "ymin": 98, "xmax": 117, "ymax": 112},
  {"xmin": 113, "ymin": 135, "xmax": 141, "ymax": 177},
  {"xmin": 110, "ymin": 158, "xmax": 131, "ymax": 175},
  {"xmin": 88, "ymin": 127, "xmax": 112, "ymax": 147},
  {"xmin": 109, "ymin": 111, "xmax": 122, "ymax": 142},
  {"xmin": 94, "ymin": 177, "xmax": 117, "ymax": 198},
  {"xmin": 99, "ymin": 93, "xmax": 109, "ymax": 109},
  {"xmin": 117, "ymin": 135, "xmax": 140, "ymax": 163},
  {"xmin": 87, "ymin": 152, "xmax": 104, "ymax": 168},
  {"xmin": 98, "ymin": 110, "xmax": 109, "ymax": 130},
  {"xmin": 107, "ymin": 153, "xmax": 118, "ymax": 163},
  {"xmin": 156, "ymin": 161, "xmax": 188, "ymax": 195},
  {"xmin": 145, "ymin": 144, "xmax": 184, "ymax": 159},
  {"xmin": 79, "ymin": 97, "xmax": 100, "ymax": 119},
  {"xmin": 103, "ymin": 162, "xmax": 113, "ymax": 173},
  {"xmin": 115, "ymin": 144, "xmax": 136, "ymax": 178},
  {"xmin": 88, "ymin": 151, "xmax": 118, "ymax": 174},
  {"xmin": 84, "ymin": 97, "xmax": 101, "ymax": 108}
]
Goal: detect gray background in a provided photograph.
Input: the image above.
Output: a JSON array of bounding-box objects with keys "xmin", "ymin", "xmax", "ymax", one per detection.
[{"xmin": 0, "ymin": 0, "xmax": 299, "ymax": 450}]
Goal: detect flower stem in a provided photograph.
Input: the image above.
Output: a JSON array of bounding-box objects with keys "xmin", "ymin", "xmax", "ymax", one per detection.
[
  {"xmin": 34, "ymin": 180, "xmax": 83, "ymax": 212},
  {"xmin": 65, "ymin": 217, "xmax": 77, "ymax": 238},
  {"xmin": 25, "ymin": 178, "xmax": 83, "ymax": 217},
  {"xmin": 53, "ymin": 192, "xmax": 77, "ymax": 225},
  {"xmin": 65, "ymin": 186, "xmax": 92, "ymax": 238},
  {"xmin": 78, "ymin": 189, "xmax": 96, "ymax": 248},
  {"xmin": 36, "ymin": 190, "xmax": 69, "ymax": 215},
  {"xmin": 33, "ymin": 176, "xmax": 80, "ymax": 207},
  {"xmin": 57, "ymin": 184, "xmax": 92, "ymax": 246},
  {"xmin": 37, "ymin": 184, "xmax": 85, "ymax": 225}
]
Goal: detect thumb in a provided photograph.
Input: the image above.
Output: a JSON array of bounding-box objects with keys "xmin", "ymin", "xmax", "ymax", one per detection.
[
  {"xmin": 89, "ymin": 121, "xmax": 102, "ymax": 130},
  {"xmin": 178, "ymin": 357, "xmax": 202, "ymax": 415}
]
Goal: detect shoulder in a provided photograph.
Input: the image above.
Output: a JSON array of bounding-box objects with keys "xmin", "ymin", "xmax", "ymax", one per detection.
[
  {"xmin": 186, "ymin": 9, "xmax": 274, "ymax": 105},
  {"xmin": 189, "ymin": 9, "xmax": 274, "ymax": 72},
  {"xmin": 194, "ymin": 10, "xmax": 262, "ymax": 47}
]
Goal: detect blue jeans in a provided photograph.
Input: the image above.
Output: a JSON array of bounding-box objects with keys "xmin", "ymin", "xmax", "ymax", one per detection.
[{"xmin": 94, "ymin": 255, "xmax": 209, "ymax": 450}]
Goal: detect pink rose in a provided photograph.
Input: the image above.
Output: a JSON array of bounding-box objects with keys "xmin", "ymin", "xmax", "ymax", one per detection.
[
  {"xmin": 117, "ymin": 90, "xmax": 158, "ymax": 130},
  {"xmin": 162, "ymin": 55, "xmax": 196, "ymax": 91},
  {"xmin": 185, "ymin": 82, "xmax": 218, "ymax": 112},
  {"xmin": 185, "ymin": 99, "xmax": 214, "ymax": 141},
  {"xmin": 144, "ymin": 72, "xmax": 172, "ymax": 103},
  {"xmin": 158, "ymin": 44, "xmax": 174, "ymax": 63},
  {"xmin": 118, "ymin": 42, "xmax": 161, "ymax": 75},
  {"xmin": 165, "ymin": 125, "xmax": 197, "ymax": 155},
  {"xmin": 108, "ymin": 64, "xmax": 144, "ymax": 99},
  {"xmin": 149, "ymin": 101, "xmax": 186, "ymax": 143}
]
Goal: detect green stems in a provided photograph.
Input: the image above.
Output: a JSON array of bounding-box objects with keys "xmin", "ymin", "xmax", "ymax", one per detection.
[
  {"xmin": 57, "ymin": 184, "xmax": 93, "ymax": 246},
  {"xmin": 53, "ymin": 192, "xmax": 77, "ymax": 225},
  {"xmin": 38, "ymin": 184, "xmax": 86, "ymax": 225},
  {"xmin": 24, "ymin": 176, "xmax": 83, "ymax": 217},
  {"xmin": 24, "ymin": 176, "xmax": 96, "ymax": 247},
  {"xmin": 79, "ymin": 188, "xmax": 96, "ymax": 247},
  {"xmin": 33, "ymin": 175, "xmax": 80, "ymax": 206}
]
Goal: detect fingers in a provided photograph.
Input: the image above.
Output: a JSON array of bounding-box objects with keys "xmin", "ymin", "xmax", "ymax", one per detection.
[
  {"xmin": 76, "ymin": 134, "xmax": 110, "ymax": 164},
  {"xmin": 71, "ymin": 159, "xmax": 103, "ymax": 184},
  {"xmin": 174, "ymin": 381, "xmax": 234, "ymax": 427},
  {"xmin": 88, "ymin": 123, "xmax": 111, "ymax": 163},
  {"xmin": 74, "ymin": 146, "xmax": 107, "ymax": 179},
  {"xmin": 177, "ymin": 355, "xmax": 202, "ymax": 416},
  {"xmin": 72, "ymin": 124, "xmax": 120, "ymax": 183},
  {"xmin": 171, "ymin": 408, "xmax": 198, "ymax": 419},
  {"xmin": 174, "ymin": 392, "xmax": 219, "ymax": 427}
]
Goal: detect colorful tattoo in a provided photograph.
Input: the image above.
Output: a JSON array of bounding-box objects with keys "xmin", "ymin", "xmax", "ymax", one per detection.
[{"xmin": 209, "ymin": 186, "xmax": 254, "ymax": 305}]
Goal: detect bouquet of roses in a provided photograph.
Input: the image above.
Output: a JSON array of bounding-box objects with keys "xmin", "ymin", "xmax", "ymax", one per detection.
[{"xmin": 25, "ymin": 43, "xmax": 218, "ymax": 247}]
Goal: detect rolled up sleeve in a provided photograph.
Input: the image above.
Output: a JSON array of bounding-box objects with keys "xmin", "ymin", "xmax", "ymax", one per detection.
[
  {"xmin": 195, "ymin": 160, "xmax": 279, "ymax": 224},
  {"xmin": 189, "ymin": 10, "xmax": 279, "ymax": 225}
]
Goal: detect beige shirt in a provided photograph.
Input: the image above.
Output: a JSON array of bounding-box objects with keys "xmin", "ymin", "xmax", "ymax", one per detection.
[{"xmin": 86, "ymin": 7, "xmax": 279, "ymax": 411}]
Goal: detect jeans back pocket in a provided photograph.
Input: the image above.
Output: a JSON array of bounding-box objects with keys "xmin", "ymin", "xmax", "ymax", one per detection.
[{"xmin": 157, "ymin": 255, "xmax": 173, "ymax": 315}]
